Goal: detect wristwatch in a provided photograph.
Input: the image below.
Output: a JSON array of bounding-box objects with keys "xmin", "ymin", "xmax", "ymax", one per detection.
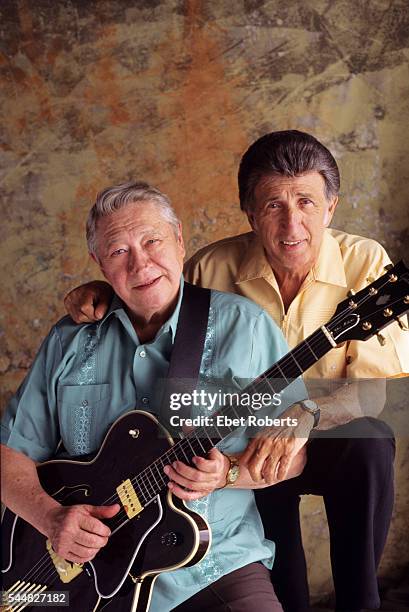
[
  {"xmin": 298, "ymin": 399, "xmax": 320, "ymax": 429},
  {"xmin": 223, "ymin": 455, "xmax": 240, "ymax": 487}
]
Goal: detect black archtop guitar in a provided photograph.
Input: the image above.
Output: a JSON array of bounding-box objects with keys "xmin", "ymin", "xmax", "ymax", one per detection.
[{"xmin": 1, "ymin": 261, "xmax": 409, "ymax": 612}]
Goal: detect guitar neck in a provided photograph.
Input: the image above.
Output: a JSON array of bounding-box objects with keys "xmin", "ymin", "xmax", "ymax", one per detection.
[{"xmin": 133, "ymin": 326, "xmax": 335, "ymax": 503}]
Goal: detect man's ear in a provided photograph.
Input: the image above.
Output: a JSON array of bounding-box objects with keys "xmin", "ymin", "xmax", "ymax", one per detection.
[
  {"xmin": 90, "ymin": 252, "xmax": 99, "ymax": 265},
  {"xmin": 176, "ymin": 222, "xmax": 186, "ymax": 259},
  {"xmin": 324, "ymin": 196, "xmax": 338, "ymax": 227}
]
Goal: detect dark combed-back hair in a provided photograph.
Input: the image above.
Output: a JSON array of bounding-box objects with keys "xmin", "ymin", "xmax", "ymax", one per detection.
[{"xmin": 238, "ymin": 130, "xmax": 340, "ymax": 212}]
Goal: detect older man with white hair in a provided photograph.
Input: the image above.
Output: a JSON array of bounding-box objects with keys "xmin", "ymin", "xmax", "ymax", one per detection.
[{"xmin": 1, "ymin": 181, "xmax": 307, "ymax": 612}]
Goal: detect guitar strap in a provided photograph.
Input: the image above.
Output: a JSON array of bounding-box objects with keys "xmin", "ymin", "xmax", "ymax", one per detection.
[{"xmin": 159, "ymin": 281, "xmax": 211, "ymax": 432}]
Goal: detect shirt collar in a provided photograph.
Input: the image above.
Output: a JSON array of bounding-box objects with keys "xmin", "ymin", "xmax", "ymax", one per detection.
[
  {"xmin": 311, "ymin": 229, "xmax": 347, "ymax": 287},
  {"xmin": 235, "ymin": 229, "xmax": 347, "ymax": 288},
  {"xmin": 97, "ymin": 275, "xmax": 184, "ymax": 342}
]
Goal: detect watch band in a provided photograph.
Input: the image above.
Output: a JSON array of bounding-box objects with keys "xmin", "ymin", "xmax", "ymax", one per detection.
[{"xmin": 298, "ymin": 399, "xmax": 320, "ymax": 429}]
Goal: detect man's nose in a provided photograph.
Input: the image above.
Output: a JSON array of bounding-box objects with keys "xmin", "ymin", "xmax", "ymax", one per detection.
[
  {"xmin": 128, "ymin": 249, "xmax": 149, "ymax": 272},
  {"xmin": 280, "ymin": 206, "xmax": 302, "ymax": 231}
]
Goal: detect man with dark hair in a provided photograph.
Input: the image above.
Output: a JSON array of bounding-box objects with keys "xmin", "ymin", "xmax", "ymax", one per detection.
[{"xmin": 63, "ymin": 131, "xmax": 408, "ymax": 612}]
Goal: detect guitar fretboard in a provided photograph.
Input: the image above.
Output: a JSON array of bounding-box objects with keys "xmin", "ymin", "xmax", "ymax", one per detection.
[{"xmin": 131, "ymin": 326, "xmax": 334, "ymax": 506}]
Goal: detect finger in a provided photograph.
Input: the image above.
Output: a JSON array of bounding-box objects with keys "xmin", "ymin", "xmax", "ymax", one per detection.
[
  {"xmin": 258, "ymin": 443, "xmax": 288, "ymax": 482},
  {"xmin": 247, "ymin": 441, "xmax": 276, "ymax": 481},
  {"xmin": 52, "ymin": 534, "xmax": 99, "ymax": 563},
  {"xmin": 260, "ymin": 456, "xmax": 277, "ymax": 485},
  {"xmin": 276, "ymin": 451, "xmax": 294, "ymax": 481},
  {"xmin": 69, "ymin": 531, "xmax": 108, "ymax": 557},
  {"xmin": 192, "ymin": 455, "xmax": 220, "ymax": 473},
  {"xmin": 79, "ymin": 302, "xmax": 99, "ymax": 322},
  {"xmin": 78, "ymin": 505, "xmax": 119, "ymax": 537},
  {"xmin": 248, "ymin": 454, "xmax": 268, "ymax": 482},
  {"xmin": 164, "ymin": 465, "xmax": 212, "ymax": 490},
  {"xmin": 66, "ymin": 546, "xmax": 98, "ymax": 563},
  {"xmin": 90, "ymin": 503, "xmax": 121, "ymax": 519},
  {"xmin": 88, "ymin": 504, "xmax": 120, "ymax": 529},
  {"xmin": 167, "ymin": 481, "xmax": 209, "ymax": 501},
  {"xmin": 64, "ymin": 550, "xmax": 92, "ymax": 564},
  {"xmin": 73, "ymin": 529, "xmax": 109, "ymax": 549},
  {"xmin": 165, "ymin": 461, "xmax": 203, "ymax": 482},
  {"xmin": 242, "ymin": 435, "xmax": 273, "ymax": 464},
  {"xmin": 77, "ymin": 515, "xmax": 110, "ymax": 538},
  {"xmin": 207, "ymin": 448, "xmax": 224, "ymax": 462},
  {"xmin": 74, "ymin": 310, "xmax": 95, "ymax": 324},
  {"xmin": 65, "ymin": 301, "xmax": 85, "ymax": 324},
  {"xmin": 94, "ymin": 302, "xmax": 106, "ymax": 320}
]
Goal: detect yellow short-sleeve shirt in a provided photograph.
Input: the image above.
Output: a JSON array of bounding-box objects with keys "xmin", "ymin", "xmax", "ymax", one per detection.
[{"xmin": 184, "ymin": 228, "xmax": 409, "ymax": 380}]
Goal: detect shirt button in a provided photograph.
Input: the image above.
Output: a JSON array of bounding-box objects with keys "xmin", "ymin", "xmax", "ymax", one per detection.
[
  {"xmin": 82, "ymin": 400, "xmax": 88, "ymax": 407},
  {"xmin": 139, "ymin": 350, "xmax": 146, "ymax": 358},
  {"xmin": 142, "ymin": 397, "xmax": 149, "ymax": 404}
]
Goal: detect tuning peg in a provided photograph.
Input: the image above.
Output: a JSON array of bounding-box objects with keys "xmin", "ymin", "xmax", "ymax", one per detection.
[
  {"xmin": 376, "ymin": 333, "xmax": 386, "ymax": 346},
  {"xmin": 384, "ymin": 264, "xmax": 393, "ymax": 272},
  {"xmin": 347, "ymin": 289, "xmax": 355, "ymax": 297},
  {"xmin": 397, "ymin": 317, "xmax": 409, "ymax": 331}
]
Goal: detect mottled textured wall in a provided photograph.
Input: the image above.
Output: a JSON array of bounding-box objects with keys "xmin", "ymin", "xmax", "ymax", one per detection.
[{"xmin": 1, "ymin": 0, "xmax": 408, "ymax": 600}]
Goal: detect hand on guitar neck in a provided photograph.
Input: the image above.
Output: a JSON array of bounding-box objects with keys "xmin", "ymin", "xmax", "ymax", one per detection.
[{"xmin": 164, "ymin": 447, "xmax": 230, "ymax": 500}]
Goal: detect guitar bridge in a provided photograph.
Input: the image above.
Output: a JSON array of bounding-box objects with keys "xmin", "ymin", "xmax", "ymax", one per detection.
[
  {"xmin": 46, "ymin": 540, "xmax": 83, "ymax": 583},
  {"xmin": 116, "ymin": 479, "xmax": 143, "ymax": 518}
]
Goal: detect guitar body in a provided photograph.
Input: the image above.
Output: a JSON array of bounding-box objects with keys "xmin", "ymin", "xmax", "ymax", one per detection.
[{"xmin": 1, "ymin": 411, "xmax": 211, "ymax": 612}]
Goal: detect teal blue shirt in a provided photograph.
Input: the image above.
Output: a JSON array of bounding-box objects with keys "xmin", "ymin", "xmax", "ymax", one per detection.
[{"xmin": 2, "ymin": 279, "xmax": 306, "ymax": 611}]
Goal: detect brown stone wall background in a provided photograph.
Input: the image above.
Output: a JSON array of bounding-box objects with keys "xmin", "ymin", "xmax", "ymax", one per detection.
[{"xmin": 1, "ymin": 0, "xmax": 408, "ymax": 601}]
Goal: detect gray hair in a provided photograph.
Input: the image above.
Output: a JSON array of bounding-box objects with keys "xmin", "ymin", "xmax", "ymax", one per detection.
[
  {"xmin": 86, "ymin": 181, "xmax": 180, "ymax": 257},
  {"xmin": 238, "ymin": 130, "xmax": 340, "ymax": 213}
]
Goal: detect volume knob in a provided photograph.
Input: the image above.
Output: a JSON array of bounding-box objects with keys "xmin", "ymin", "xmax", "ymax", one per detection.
[{"xmin": 161, "ymin": 532, "xmax": 178, "ymax": 546}]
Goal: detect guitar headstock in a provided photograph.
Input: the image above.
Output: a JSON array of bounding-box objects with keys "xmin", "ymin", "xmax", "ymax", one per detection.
[{"xmin": 326, "ymin": 260, "xmax": 409, "ymax": 344}]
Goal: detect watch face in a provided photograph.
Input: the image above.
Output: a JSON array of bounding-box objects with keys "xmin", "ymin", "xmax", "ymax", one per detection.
[
  {"xmin": 302, "ymin": 399, "xmax": 318, "ymax": 412},
  {"xmin": 228, "ymin": 464, "xmax": 240, "ymax": 483}
]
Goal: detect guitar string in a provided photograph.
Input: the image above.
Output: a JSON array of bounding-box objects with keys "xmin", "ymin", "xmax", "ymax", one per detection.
[
  {"xmin": 28, "ymin": 559, "xmax": 60, "ymax": 592},
  {"xmin": 17, "ymin": 553, "xmax": 54, "ymax": 588},
  {"xmin": 17, "ymin": 549, "xmax": 66, "ymax": 595},
  {"xmin": 15, "ymin": 274, "xmax": 404, "ymax": 585}
]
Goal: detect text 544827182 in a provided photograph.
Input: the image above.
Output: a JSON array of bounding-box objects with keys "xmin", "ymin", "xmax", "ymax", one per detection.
[{"xmin": 1, "ymin": 590, "xmax": 69, "ymax": 607}]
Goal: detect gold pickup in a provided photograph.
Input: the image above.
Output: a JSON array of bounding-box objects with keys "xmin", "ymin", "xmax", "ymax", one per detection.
[{"xmin": 116, "ymin": 479, "xmax": 143, "ymax": 518}]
